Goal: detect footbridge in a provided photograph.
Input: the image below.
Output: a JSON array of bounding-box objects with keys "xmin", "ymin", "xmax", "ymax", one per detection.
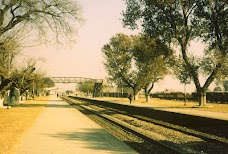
[
  {"xmin": 49, "ymin": 77, "xmax": 103, "ymax": 97},
  {"xmin": 49, "ymin": 77, "xmax": 103, "ymax": 84}
]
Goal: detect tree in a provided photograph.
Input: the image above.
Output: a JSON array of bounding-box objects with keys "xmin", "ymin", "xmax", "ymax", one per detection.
[
  {"xmin": 10, "ymin": 57, "xmax": 42, "ymax": 93},
  {"xmin": 77, "ymin": 81, "xmax": 94, "ymax": 95},
  {"xmin": 223, "ymin": 80, "xmax": 228, "ymax": 91},
  {"xmin": 8, "ymin": 56, "xmax": 55, "ymax": 101},
  {"xmin": 65, "ymin": 90, "xmax": 73, "ymax": 95},
  {"xmin": 41, "ymin": 78, "xmax": 55, "ymax": 88},
  {"xmin": 0, "ymin": 0, "xmax": 82, "ymax": 101},
  {"xmin": 0, "ymin": 36, "xmax": 21, "ymax": 95},
  {"xmin": 172, "ymin": 56, "xmax": 192, "ymax": 105},
  {"xmin": 131, "ymin": 35, "xmax": 172, "ymax": 102},
  {"xmin": 102, "ymin": 33, "xmax": 141, "ymax": 100},
  {"xmin": 102, "ymin": 33, "xmax": 172, "ymax": 101},
  {"xmin": 214, "ymin": 86, "xmax": 222, "ymax": 91},
  {"xmin": 11, "ymin": 66, "xmax": 36, "ymax": 95},
  {"xmin": 33, "ymin": 77, "xmax": 55, "ymax": 96},
  {"xmin": 195, "ymin": 0, "xmax": 227, "ymax": 54},
  {"xmin": 0, "ymin": 0, "xmax": 82, "ymax": 44},
  {"xmin": 173, "ymin": 56, "xmax": 191, "ymax": 85},
  {"xmin": 122, "ymin": 0, "xmax": 228, "ymax": 106}
]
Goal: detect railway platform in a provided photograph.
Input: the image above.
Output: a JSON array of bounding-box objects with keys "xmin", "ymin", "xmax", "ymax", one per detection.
[{"xmin": 14, "ymin": 96, "xmax": 138, "ymax": 154}]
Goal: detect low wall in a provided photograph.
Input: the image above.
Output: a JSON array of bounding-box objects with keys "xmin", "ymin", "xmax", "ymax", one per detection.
[{"xmin": 153, "ymin": 92, "xmax": 228, "ymax": 104}]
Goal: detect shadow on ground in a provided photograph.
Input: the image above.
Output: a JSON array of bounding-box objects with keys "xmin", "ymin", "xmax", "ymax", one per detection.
[
  {"xmin": 46, "ymin": 128, "xmax": 133, "ymax": 153},
  {"xmin": 13, "ymin": 101, "xmax": 75, "ymax": 109}
]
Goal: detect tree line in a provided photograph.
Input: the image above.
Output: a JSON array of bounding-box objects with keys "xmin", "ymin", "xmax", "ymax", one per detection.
[
  {"xmin": 102, "ymin": 0, "xmax": 227, "ymax": 106},
  {"xmin": 0, "ymin": 0, "xmax": 82, "ymax": 104}
]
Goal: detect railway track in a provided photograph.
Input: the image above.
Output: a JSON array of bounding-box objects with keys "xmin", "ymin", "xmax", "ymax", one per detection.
[
  {"xmin": 95, "ymin": 105, "xmax": 228, "ymax": 146},
  {"xmin": 62, "ymin": 96, "xmax": 228, "ymax": 154}
]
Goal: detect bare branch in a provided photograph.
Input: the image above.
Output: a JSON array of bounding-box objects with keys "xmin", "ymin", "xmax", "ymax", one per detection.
[{"xmin": 0, "ymin": 0, "xmax": 83, "ymax": 44}]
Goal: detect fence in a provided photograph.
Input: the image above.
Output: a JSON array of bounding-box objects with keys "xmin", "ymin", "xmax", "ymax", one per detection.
[
  {"xmin": 102, "ymin": 92, "xmax": 228, "ymax": 104},
  {"xmin": 102, "ymin": 92, "xmax": 129, "ymax": 98},
  {"xmin": 152, "ymin": 92, "xmax": 228, "ymax": 104}
]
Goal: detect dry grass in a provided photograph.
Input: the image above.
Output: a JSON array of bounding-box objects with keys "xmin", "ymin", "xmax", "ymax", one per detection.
[
  {"xmin": 95, "ymin": 97, "xmax": 228, "ymax": 113},
  {"xmin": 0, "ymin": 96, "xmax": 49, "ymax": 154}
]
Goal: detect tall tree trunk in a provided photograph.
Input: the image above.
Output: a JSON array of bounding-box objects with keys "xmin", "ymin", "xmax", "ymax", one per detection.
[
  {"xmin": 198, "ymin": 91, "xmax": 203, "ymax": 106},
  {"xmin": 202, "ymin": 91, "xmax": 207, "ymax": 106},
  {"xmin": 198, "ymin": 90, "xmax": 207, "ymax": 106},
  {"xmin": 133, "ymin": 86, "xmax": 140, "ymax": 100},
  {"xmin": 144, "ymin": 90, "xmax": 150, "ymax": 102},
  {"xmin": 144, "ymin": 82, "xmax": 154, "ymax": 102},
  {"xmin": 180, "ymin": 42, "xmax": 203, "ymax": 106},
  {"xmin": 146, "ymin": 94, "xmax": 150, "ymax": 102}
]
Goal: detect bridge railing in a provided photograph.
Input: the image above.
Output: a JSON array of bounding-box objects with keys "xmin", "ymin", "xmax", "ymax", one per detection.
[{"xmin": 49, "ymin": 77, "xmax": 103, "ymax": 83}]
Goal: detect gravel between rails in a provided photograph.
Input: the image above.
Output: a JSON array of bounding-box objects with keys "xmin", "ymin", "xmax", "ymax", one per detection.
[{"xmin": 74, "ymin": 105, "xmax": 171, "ymax": 154}]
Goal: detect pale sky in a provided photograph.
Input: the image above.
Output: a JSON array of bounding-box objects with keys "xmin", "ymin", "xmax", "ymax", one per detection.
[
  {"xmin": 21, "ymin": 0, "xmax": 214, "ymax": 92},
  {"xmin": 24, "ymin": 0, "xmax": 137, "ymax": 77}
]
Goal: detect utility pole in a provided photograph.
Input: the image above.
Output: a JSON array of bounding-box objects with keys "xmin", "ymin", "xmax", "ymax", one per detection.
[
  {"xmin": 32, "ymin": 80, "xmax": 34, "ymax": 100},
  {"xmin": 32, "ymin": 68, "xmax": 36, "ymax": 100},
  {"xmin": 184, "ymin": 83, "xmax": 186, "ymax": 106},
  {"xmin": 7, "ymin": 51, "xmax": 11, "ymax": 109}
]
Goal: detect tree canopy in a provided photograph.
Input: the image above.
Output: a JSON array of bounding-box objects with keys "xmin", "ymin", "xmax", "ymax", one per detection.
[
  {"xmin": 77, "ymin": 81, "xmax": 94, "ymax": 95},
  {"xmin": 131, "ymin": 35, "xmax": 172, "ymax": 101},
  {"xmin": 102, "ymin": 33, "xmax": 172, "ymax": 101},
  {"xmin": 122, "ymin": 0, "xmax": 228, "ymax": 106},
  {"xmin": 0, "ymin": 0, "xmax": 83, "ymax": 44},
  {"xmin": 223, "ymin": 80, "xmax": 228, "ymax": 91},
  {"xmin": 0, "ymin": 0, "xmax": 83, "ymax": 101}
]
